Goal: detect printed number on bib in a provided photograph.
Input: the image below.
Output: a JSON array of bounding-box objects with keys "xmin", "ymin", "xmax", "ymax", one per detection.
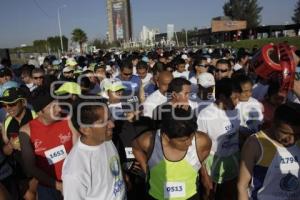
[
  {"xmin": 278, "ymin": 152, "xmax": 300, "ymax": 171},
  {"xmin": 44, "ymin": 145, "xmax": 67, "ymax": 165},
  {"xmin": 125, "ymin": 147, "xmax": 135, "ymax": 159},
  {"xmin": 164, "ymin": 182, "xmax": 186, "ymax": 198}
]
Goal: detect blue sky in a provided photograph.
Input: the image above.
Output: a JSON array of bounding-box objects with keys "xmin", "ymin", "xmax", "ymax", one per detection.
[{"xmin": 0, "ymin": 0, "xmax": 297, "ymax": 48}]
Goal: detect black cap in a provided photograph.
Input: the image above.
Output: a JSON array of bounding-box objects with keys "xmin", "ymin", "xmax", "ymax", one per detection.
[
  {"xmin": 0, "ymin": 87, "xmax": 25, "ymax": 104},
  {"xmin": 31, "ymin": 87, "xmax": 54, "ymax": 112}
]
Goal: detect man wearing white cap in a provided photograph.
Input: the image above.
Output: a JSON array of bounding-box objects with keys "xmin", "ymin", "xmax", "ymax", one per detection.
[
  {"xmin": 191, "ymin": 72, "xmax": 216, "ymax": 115},
  {"xmin": 60, "ymin": 67, "xmax": 75, "ymax": 82}
]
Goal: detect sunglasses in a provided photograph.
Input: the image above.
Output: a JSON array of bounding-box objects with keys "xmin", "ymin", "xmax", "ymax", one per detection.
[
  {"xmin": 215, "ymin": 68, "xmax": 229, "ymax": 73},
  {"xmin": 2, "ymin": 101, "xmax": 19, "ymax": 108},
  {"xmin": 33, "ymin": 76, "xmax": 44, "ymax": 80},
  {"xmin": 196, "ymin": 64, "xmax": 209, "ymax": 68},
  {"xmin": 122, "ymin": 73, "xmax": 132, "ymax": 76}
]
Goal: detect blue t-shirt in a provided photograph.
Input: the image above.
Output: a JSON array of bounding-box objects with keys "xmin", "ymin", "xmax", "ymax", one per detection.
[
  {"xmin": 117, "ymin": 75, "xmax": 141, "ymax": 98},
  {"xmin": 144, "ymin": 82, "xmax": 157, "ymax": 97}
]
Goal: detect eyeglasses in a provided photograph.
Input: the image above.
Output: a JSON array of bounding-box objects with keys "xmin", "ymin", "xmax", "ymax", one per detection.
[
  {"xmin": 2, "ymin": 101, "xmax": 19, "ymax": 108},
  {"xmin": 33, "ymin": 76, "xmax": 44, "ymax": 80},
  {"xmin": 215, "ymin": 68, "xmax": 229, "ymax": 73}
]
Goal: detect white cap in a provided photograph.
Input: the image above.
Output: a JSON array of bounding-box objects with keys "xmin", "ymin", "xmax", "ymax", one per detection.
[
  {"xmin": 63, "ymin": 66, "xmax": 74, "ymax": 73},
  {"xmin": 197, "ymin": 72, "xmax": 215, "ymax": 88},
  {"xmin": 181, "ymin": 54, "xmax": 188, "ymax": 60}
]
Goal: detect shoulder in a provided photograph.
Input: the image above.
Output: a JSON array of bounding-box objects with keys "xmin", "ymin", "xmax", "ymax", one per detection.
[
  {"xmin": 134, "ymin": 130, "xmax": 155, "ymax": 152},
  {"xmin": 20, "ymin": 122, "xmax": 31, "ymax": 136},
  {"xmin": 63, "ymin": 144, "xmax": 87, "ymax": 172},
  {"xmin": 196, "ymin": 132, "xmax": 211, "ymax": 146},
  {"xmin": 241, "ymin": 134, "xmax": 261, "ymax": 162}
]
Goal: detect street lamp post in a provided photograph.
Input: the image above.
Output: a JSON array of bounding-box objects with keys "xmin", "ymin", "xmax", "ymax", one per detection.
[{"xmin": 58, "ymin": 5, "xmax": 66, "ymax": 54}]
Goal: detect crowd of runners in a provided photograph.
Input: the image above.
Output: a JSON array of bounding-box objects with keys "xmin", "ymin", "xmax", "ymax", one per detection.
[{"xmin": 0, "ymin": 45, "xmax": 299, "ymax": 200}]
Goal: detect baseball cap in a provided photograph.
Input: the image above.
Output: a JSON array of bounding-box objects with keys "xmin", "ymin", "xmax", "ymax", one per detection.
[
  {"xmin": 31, "ymin": 87, "xmax": 54, "ymax": 112},
  {"xmin": 197, "ymin": 72, "xmax": 215, "ymax": 88},
  {"xmin": 0, "ymin": 81, "xmax": 19, "ymax": 96},
  {"xmin": 65, "ymin": 58, "xmax": 77, "ymax": 67},
  {"xmin": 94, "ymin": 62, "xmax": 106, "ymax": 72},
  {"xmin": 181, "ymin": 54, "xmax": 188, "ymax": 60},
  {"xmin": 52, "ymin": 60, "xmax": 60, "ymax": 66},
  {"xmin": 55, "ymin": 82, "xmax": 81, "ymax": 96},
  {"xmin": 0, "ymin": 87, "xmax": 25, "ymax": 104},
  {"xmin": 63, "ymin": 66, "xmax": 74, "ymax": 73},
  {"xmin": 102, "ymin": 78, "xmax": 126, "ymax": 92}
]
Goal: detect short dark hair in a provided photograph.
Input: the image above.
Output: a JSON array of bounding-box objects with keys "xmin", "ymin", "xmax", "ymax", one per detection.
[
  {"xmin": 136, "ymin": 61, "xmax": 148, "ymax": 70},
  {"xmin": 167, "ymin": 77, "xmax": 191, "ymax": 93},
  {"xmin": 216, "ymin": 59, "xmax": 231, "ymax": 70},
  {"xmin": 274, "ymin": 103, "xmax": 300, "ymax": 127},
  {"xmin": 31, "ymin": 68, "xmax": 45, "ymax": 75},
  {"xmin": 215, "ymin": 78, "xmax": 241, "ymax": 100},
  {"xmin": 71, "ymin": 98, "xmax": 108, "ymax": 133},
  {"xmin": 176, "ymin": 58, "xmax": 186, "ymax": 66},
  {"xmin": 120, "ymin": 60, "xmax": 133, "ymax": 71},
  {"xmin": 161, "ymin": 108, "xmax": 197, "ymax": 139},
  {"xmin": 267, "ymin": 81, "xmax": 280, "ymax": 97},
  {"xmin": 233, "ymin": 75, "xmax": 253, "ymax": 87},
  {"xmin": 0, "ymin": 67, "xmax": 12, "ymax": 77}
]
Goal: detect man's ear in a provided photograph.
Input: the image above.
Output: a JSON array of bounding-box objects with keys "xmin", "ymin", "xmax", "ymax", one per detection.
[
  {"xmin": 79, "ymin": 126, "xmax": 91, "ymax": 136},
  {"xmin": 162, "ymin": 133, "xmax": 170, "ymax": 142},
  {"xmin": 171, "ymin": 91, "xmax": 177, "ymax": 99}
]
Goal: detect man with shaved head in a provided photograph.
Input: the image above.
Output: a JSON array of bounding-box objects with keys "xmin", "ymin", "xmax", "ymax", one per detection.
[{"xmin": 142, "ymin": 71, "xmax": 173, "ymax": 118}]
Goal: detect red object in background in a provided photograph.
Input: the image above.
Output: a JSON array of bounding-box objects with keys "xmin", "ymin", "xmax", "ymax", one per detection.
[
  {"xmin": 11, "ymin": 132, "xmax": 18, "ymax": 139},
  {"xmin": 252, "ymin": 43, "xmax": 296, "ymax": 97}
]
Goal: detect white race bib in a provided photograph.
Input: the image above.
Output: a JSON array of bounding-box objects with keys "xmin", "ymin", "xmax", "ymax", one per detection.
[
  {"xmin": 164, "ymin": 182, "xmax": 186, "ymax": 198},
  {"xmin": 44, "ymin": 145, "xmax": 67, "ymax": 165},
  {"xmin": 125, "ymin": 147, "xmax": 135, "ymax": 159}
]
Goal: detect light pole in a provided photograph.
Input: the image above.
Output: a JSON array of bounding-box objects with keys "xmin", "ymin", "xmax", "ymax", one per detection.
[{"xmin": 58, "ymin": 5, "xmax": 66, "ymax": 54}]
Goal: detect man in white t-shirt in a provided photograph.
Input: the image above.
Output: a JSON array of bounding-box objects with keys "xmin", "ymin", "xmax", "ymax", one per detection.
[
  {"xmin": 197, "ymin": 78, "xmax": 241, "ymax": 200},
  {"xmin": 136, "ymin": 61, "xmax": 153, "ymax": 87},
  {"xmin": 143, "ymin": 71, "xmax": 173, "ymax": 118},
  {"xmin": 62, "ymin": 98, "xmax": 126, "ymax": 200},
  {"xmin": 172, "ymin": 58, "xmax": 189, "ymax": 79},
  {"xmin": 234, "ymin": 75, "xmax": 264, "ymax": 142},
  {"xmin": 233, "ymin": 51, "xmax": 249, "ymax": 72}
]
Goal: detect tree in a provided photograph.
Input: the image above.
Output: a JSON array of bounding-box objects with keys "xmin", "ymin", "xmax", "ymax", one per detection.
[
  {"xmin": 71, "ymin": 28, "xmax": 88, "ymax": 54},
  {"xmin": 46, "ymin": 36, "xmax": 68, "ymax": 53},
  {"xmin": 33, "ymin": 40, "xmax": 47, "ymax": 53},
  {"xmin": 292, "ymin": 0, "xmax": 300, "ymax": 24},
  {"xmin": 223, "ymin": 0, "xmax": 263, "ymax": 28}
]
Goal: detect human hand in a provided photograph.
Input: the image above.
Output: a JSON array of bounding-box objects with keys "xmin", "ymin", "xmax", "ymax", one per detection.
[{"xmin": 55, "ymin": 181, "xmax": 63, "ymax": 193}]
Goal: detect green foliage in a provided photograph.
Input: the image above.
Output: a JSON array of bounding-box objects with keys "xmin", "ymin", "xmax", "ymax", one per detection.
[
  {"xmin": 72, "ymin": 28, "xmax": 88, "ymax": 54},
  {"xmin": 223, "ymin": 0, "xmax": 263, "ymax": 28},
  {"xmin": 292, "ymin": 0, "xmax": 300, "ymax": 24},
  {"xmin": 223, "ymin": 37, "xmax": 300, "ymax": 49},
  {"xmin": 46, "ymin": 36, "xmax": 68, "ymax": 52}
]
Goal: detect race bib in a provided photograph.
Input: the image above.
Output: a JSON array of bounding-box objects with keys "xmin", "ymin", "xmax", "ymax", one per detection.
[
  {"xmin": 278, "ymin": 152, "xmax": 300, "ymax": 171},
  {"xmin": 44, "ymin": 145, "xmax": 67, "ymax": 165},
  {"xmin": 125, "ymin": 147, "xmax": 135, "ymax": 159},
  {"xmin": 164, "ymin": 182, "xmax": 186, "ymax": 198}
]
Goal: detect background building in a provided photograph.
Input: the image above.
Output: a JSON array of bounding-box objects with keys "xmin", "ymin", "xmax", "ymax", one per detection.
[
  {"xmin": 106, "ymin": 0, "xmax": 132, "ymax": 43},
  {"xmin": 167, "ymin": 24, "xmax": 175, "ymax": 42},
  {"xmin": 140, "ymin": 26, "xmax": 159, "ymax": 45}
]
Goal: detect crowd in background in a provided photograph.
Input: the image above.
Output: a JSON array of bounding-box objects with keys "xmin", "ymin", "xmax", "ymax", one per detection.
[{"xmin": 0, "ymin": 44, "xmax": 299, "ymax": 200}]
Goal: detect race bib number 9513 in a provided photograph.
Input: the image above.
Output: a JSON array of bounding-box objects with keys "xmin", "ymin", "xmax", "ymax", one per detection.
[
  {"xmin": 44, "ymin": 145, "xmax": 67, "ymax": 165},
  {"xmin": 164, "ymin": 182, "xmax": 186, "ymax": 198}
]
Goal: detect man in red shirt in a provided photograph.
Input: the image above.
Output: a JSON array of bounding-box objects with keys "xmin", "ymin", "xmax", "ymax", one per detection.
[{"xmin": 19, "ymin": 87, "xmax": 79, "ymax": 200}]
